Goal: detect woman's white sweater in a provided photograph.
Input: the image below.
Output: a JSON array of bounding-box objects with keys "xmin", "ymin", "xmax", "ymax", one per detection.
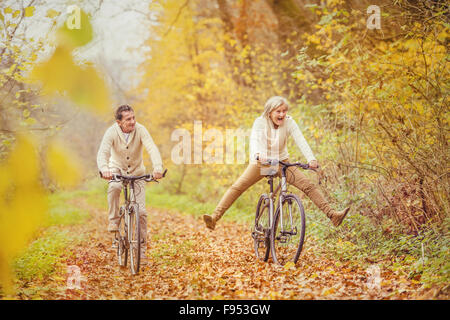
[{"xmin": 249, "ymin": 115, "xmax": 316, "ymax": 163}]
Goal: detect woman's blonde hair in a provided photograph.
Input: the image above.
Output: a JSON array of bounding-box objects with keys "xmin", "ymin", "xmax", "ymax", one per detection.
[{"xmin": 262, "ymin": 96, "xmax": 289, "ymax": 118}]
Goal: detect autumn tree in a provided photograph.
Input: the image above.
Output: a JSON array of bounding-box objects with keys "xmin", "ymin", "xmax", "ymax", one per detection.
[
  {"xmin": 295, "ymin": 0, "xmax": 449, "ymax": 232},
  {"xmin": 0, "ymin": 1, "xmax": 112, "ymax": 293}
]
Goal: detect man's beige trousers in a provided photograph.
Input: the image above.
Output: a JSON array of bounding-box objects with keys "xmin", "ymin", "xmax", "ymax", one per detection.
[
  {"xmin": 212, "ymin": 159, "xmax": 333, "ymax": 221},
  {"xmin": 107, "ymin": 180, "xmax": 148, "ymax": 249}
]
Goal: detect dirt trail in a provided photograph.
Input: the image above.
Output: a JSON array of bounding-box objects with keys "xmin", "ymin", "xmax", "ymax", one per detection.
[{"xmin": 20, "ymin": 199, "xmax": 429, "ymax": 300}]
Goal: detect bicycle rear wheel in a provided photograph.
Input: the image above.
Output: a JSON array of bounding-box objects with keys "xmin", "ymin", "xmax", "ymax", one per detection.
[
  {"xmin": 128, "ymin": 204, "xmax": 141, "ymax": 274},
  {"xmin": 252, "ymin": 195, "xmax": 272, "ymax": 262},
  {"xmin": 117, "ymin": 206, "xmax": 128, "ymax": 267},
  {"xmin": 271, "ymin": 194, "xmax": 306, "ymax": 266}
]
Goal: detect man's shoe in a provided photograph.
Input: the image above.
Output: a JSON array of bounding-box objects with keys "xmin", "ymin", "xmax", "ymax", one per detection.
[
  {"xmin": 330, "ymin": 207, "xmax": 350, "ymax": 227},
  {"xmin": 203, "ymin": 214, "xmax": 216, "ymax": 230}
]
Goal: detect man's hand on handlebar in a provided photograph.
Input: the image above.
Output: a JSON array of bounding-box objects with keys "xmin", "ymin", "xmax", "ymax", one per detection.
[
  {"xmin": 153, "ymin": 171, "xmax": 163, "ymax": 180},
  {"xmin": 150, "ymin": 168, "xmax": 168, "ymax": 181},
  {"xmin": 101, "ymin": 170, "xmax": 113, "ymax": 180}
]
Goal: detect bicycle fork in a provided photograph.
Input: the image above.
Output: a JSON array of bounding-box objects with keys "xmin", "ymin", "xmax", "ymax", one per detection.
[{"xmin": 276, "ymin": 176, "xmax": 297, "ymax": 244}]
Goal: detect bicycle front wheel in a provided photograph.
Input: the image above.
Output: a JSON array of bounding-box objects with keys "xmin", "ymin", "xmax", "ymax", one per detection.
[
  {"xmin": 128, "ymin": 204, "xmax": 141, "ymax": 275},
  {"xmin": 117, "ymin": 206, "xmax": 128, "ymax": 267},
  {"xmin": 252, "ymin": 195, "xmax": 272, "ymax": 262},
  {"xmin": 270, "ymin": 194, "xmax": 306, "ymax": 266}
]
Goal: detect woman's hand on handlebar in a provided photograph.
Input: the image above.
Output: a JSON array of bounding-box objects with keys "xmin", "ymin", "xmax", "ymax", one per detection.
[
  {"xmin": 256, "ymin": 154, "xmax": 267, "ymax": 164},
  {"xmin": 256, "ymin": 155, "xmax": 280, "ymax": 166},
  {"xmin": 308, "ymin": 160, "xmax": 319, "ymax": 170}
]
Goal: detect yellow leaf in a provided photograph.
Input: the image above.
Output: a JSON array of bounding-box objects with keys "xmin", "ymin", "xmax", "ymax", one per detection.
[
  {"xmin": 46, "ymin": 9, "xmax": 60, "ymax": 18},
  {"xmin": 46, "ymin": 140, "xmax": 82, "ymax": 188},
  {"xmin": 30, "ymin": 46, "xmax": 110, "ymax": 113},
  {"xmin": 7, "ymin": 136, "xmax": 40, "ymax": 185},
  {"xmin": 57, "ymin": 9, "xmax": 93, "ymax": 48},
  {"xmin": 284, "ymin": 261, "xmax": 296, "ymax": 270},
  {"xmin": 381, "ymin": 280, "xmax": 392, "ymax": 286},
  {"xmin": 0, "ymin": 135, "xmax": 48, "ymax": 294},
  {"xmin": 24, "ymin": 6, "xmax": 35, "ymax": 17},
  {"xmin": 23, "ymin": 117, "xmax": 36, "ymax": 125},
  {"xmin": 416, "ymin": 103, "xmax": 424, "ymax": 114},
  {"xmin": 321, "ymin": 287, "xmax": 336, "ymax": 296}
]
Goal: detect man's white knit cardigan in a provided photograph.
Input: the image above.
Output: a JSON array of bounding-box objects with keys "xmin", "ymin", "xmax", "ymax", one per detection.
[{"xmin": 97, "ymin": 122, "xmax": 163, "ymax": 175}]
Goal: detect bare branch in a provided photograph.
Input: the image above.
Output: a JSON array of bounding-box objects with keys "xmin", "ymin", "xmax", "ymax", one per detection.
[{"xmin": 163, "ymin": 0, "xmax": 190, "ymax": 38}]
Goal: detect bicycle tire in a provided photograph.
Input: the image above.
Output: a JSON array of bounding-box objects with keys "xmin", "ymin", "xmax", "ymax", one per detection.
[
  {"xmin": 128, "ymin": 204, "xmax": 141, "ymax": 274},
  {"xmin": 270, "ymin": 194, "xmax": 306, "ymax": 266},
  {"xmin": 117, "ymin": 206, "xmax": 128, "ymax": 267},
  {"xmin": 252, "ymin": 195, "xmax": 272, "ymax": 262}
]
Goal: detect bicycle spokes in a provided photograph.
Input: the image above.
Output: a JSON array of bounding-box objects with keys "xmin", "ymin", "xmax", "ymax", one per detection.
[
  {"xmin": 128, "ymin": 205, "xmax": 141, "ymax": 274},
  {"xmin": 117, "ymin": 215, "xmax": 128, "ymax": 267},
  {"xmin": 253, "ymin": 197, "xmax": 271, "ymax": 262},
  {"xmin": 271, "ymin": 195, "xmax": 306, "ymax": 266}
]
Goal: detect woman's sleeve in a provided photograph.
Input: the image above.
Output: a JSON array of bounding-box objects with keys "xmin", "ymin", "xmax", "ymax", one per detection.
[
  {"xmin": 249, "ymin": 118, "xmax": 266, "ymax": 160},
  {"xmin": 288, "ymin": 118, "xmax": 316, "ymax": 163}
]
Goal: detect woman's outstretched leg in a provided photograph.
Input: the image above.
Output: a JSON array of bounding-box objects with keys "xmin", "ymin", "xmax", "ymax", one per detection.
[
  {"xmin": 204, "ymin": 164, "xmax": 264, "ymax": 230},
  {"xmin": 284, "ymin": 164, "xmax": 350, "ymax": 227}
]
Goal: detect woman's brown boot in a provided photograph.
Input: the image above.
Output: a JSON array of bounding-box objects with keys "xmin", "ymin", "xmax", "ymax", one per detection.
[
  {"xmin": 203, "ymin": 214, "xmax": 216, "ymax": 230},
  {"xmin": 329, "ymin": 207, "xmax": 350, "ymax": 227}
]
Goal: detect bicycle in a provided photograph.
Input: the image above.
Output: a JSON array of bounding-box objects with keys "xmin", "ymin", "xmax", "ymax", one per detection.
[
  {"xmin": 251, "ymin": 158, "xmax": 316, "ymax": 266},
  {"xmin": 100, "ymin": 169, "xmax": 167, "ymax": 274}
]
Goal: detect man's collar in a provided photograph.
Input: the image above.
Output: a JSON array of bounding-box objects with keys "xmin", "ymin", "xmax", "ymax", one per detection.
[{"xmin": 114, "ymin": 122, "xmax": 136, "ymax": 145}]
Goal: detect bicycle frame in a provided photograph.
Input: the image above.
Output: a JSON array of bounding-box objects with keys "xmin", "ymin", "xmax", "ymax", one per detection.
[
  {"xmin": 114, "ymin": 174, "xmax": 162, "ymax": 238},
  {"xmin": 101, "ymin": 169, "xmax": 167, "ymax": 273},
  {"xmin": 253, "ymin": 159, "xmax": 312, "ymax": 264},
  {"xmin": 119, "ymin": 180, "xmax": 136, "ymax": 253},
  {"xmin": 266, "ymin": 165, "xmax": 292, "ymax": 237},
  {"xmin": 121, "ymin": 179, "xmax": 138, "ymax": 210},
  {"xmin": 111, "ymin": 171, "xmax": 166, "ymax": 217}
]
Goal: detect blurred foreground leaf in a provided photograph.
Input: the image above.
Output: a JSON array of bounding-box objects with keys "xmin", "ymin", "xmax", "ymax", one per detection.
[
  {"xmin": 29, "ymin": 11, "xmax": 110, "ymax": 114},
  {"xmin": 30, "ymin": 46, "xmax": 110, "ymax": 113},
  {"xmin": 0, "ymin": 136, "xmax": 48, "ymax": 295},
  {"xmin": 57, "ymin": 8, "xmax": 93, "ymax": 48},
  {"xmin": 46, "ymin": 140, "xmax": 82, "ymax": 188}
]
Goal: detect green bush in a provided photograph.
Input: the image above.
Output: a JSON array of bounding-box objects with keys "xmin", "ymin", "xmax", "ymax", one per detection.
[
  {"xmin": 13, "ymin": 190, "xmax": 90, "ymax": 284},
  {"xmin": 13, "ymin": 229, "xmax": 77, "ymax": 281}
]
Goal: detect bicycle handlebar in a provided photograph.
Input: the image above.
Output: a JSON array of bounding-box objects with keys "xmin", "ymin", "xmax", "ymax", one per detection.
[
  {"xmin": 256, "ymin": 156, "xmax": 314, "ymax": 171},
  {"xmin": 99, "ymin": 169, "xmax": 168, "ymax": 183}
]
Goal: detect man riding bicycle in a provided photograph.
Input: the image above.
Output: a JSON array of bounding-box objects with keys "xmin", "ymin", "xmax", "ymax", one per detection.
[{"xmin": 97, "ymin": 104, "xmax": 163, "ymax": 265}]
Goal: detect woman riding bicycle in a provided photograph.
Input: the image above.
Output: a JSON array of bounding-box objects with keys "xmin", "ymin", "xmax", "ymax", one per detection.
[{"xmin": 203, "ymin": 96, "xmax": 350, "ymax": 230}]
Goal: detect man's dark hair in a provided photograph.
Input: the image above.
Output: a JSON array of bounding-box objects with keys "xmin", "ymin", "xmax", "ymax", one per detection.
[{"xmin": 115, "ymin": 104, "xmax": 134, "ymax": 120}]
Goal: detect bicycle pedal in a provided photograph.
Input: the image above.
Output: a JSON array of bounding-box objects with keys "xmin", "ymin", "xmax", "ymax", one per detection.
[
  {"xmin": 277, "ymin": 235, "xmax": 289, "ymax": 243},
  {"xmin": 256, "ymin": 237, "xmax": 267, "ymax": 246}
]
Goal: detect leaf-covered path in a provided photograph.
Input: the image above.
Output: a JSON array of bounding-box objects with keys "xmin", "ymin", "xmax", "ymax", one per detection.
[{"xmin": 22, "ymin": 200, "xmax": 429, "ymax": 300}]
